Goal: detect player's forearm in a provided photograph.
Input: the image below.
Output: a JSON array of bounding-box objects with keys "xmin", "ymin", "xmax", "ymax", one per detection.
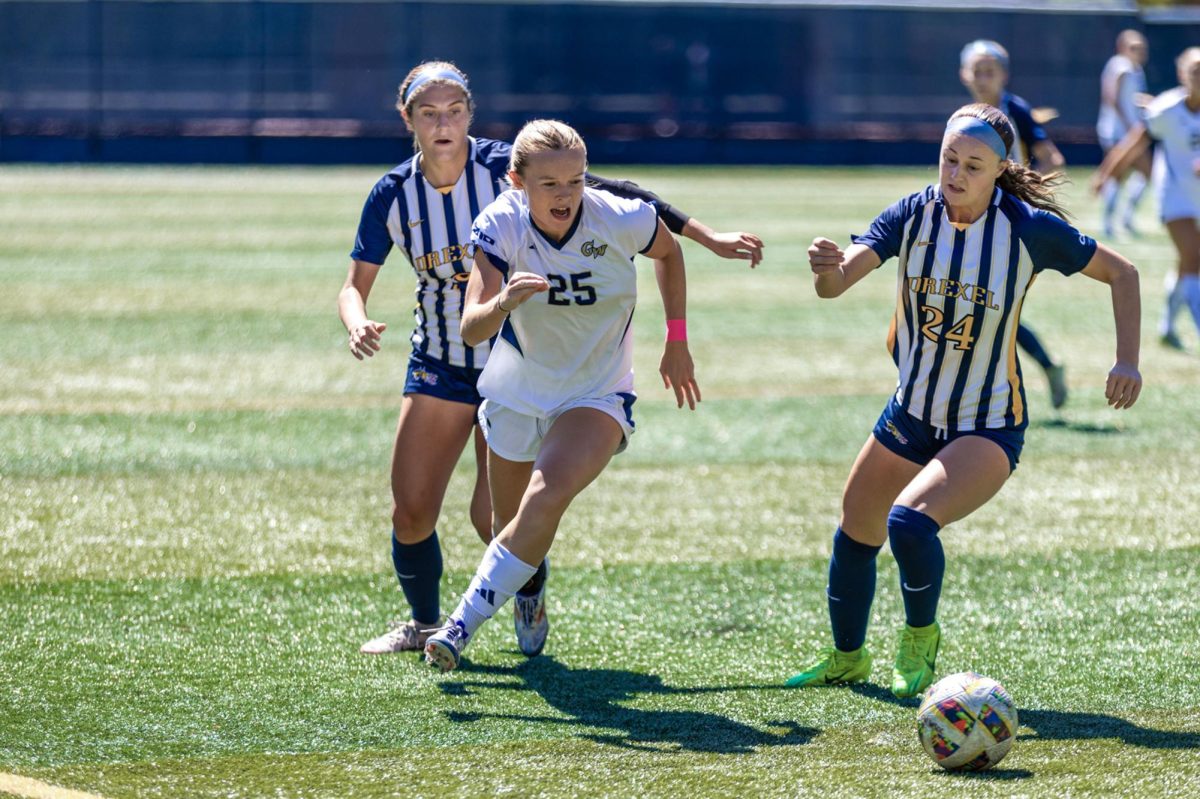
[
  {"xmin": 1109, "ymin": 264, "xmax": 1141, "ymax": 367},
  {"xmin": 461, "ymin": 296, "xmax": 508, "ymax": 347},
  {"xmin": 654, "ymin": 240, "xmax": 688, "ymax": 322},
  {"xmin": 337, "ymin": 285, "xmax": 370, "ymax": 332}
]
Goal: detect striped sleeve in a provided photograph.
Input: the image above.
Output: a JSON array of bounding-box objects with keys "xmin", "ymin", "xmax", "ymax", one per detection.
[{"xmin": 350, "ymin": 176, "xmax": 396, "ymax": 265}]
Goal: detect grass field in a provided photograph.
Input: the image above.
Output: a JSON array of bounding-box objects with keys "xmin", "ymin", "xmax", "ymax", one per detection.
[{"xmin": 1, "ymin": 163, "xmax": 1198, "ymax": 799}]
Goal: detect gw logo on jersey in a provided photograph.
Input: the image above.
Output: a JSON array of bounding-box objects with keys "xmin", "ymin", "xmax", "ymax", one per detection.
[
  {"xmin": 581, "ymin": 239, "xmax": 608, "ymax": 259},
  {"xmin": 909, "ymin": 276, "xmax": 1000, "ymax": 310},
  {"xmin": 472, "ymin": 226, "xmax": 496, "ymax": 246}
]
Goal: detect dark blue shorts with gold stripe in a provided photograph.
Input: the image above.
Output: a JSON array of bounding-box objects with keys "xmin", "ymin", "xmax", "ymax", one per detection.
[
  {"xmin": 872, "ymin": 395, "xmax": 1025, "ymax": 473},
  {"xmin": 403, "ymin": 350, "xmax": 483, "ymax": 406}
]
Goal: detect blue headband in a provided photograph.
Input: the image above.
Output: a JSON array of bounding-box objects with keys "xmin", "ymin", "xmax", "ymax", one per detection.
[
  {"xmin": 403, "ymin": 68, "xmax": 468, "ymax": 106},
  {"xmin": 960, "ymin": 39, "xmax": 1009, "ymax": 70},
  {"xmin": 945, "ymin": 116, "xmax": 1009, "ymax": 161}
]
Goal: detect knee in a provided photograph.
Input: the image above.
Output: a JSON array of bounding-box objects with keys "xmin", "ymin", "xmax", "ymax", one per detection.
[
  {"xmin": 391, "ymin": 502, "xmax": 438, "ymax": 543},
  {"xmin": 520, "ymin": 473, "xmax": 573, "ymax": 521},
  {"xmin": 886, "ymin": 505, "xmax": 942, "ymax": 550}
]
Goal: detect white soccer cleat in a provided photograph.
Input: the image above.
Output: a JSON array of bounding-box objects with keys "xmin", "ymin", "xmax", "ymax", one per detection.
[
  {"xmin": 359, "ymin": 619, "xmax": 441, "ymax": 654},
  {"xmin": 514, "ymin": 561, "xmax": 549, "ymax": 657},
  {"xmin": 424, "ymin": 621, "xmax": 470, "ymax": 672}
]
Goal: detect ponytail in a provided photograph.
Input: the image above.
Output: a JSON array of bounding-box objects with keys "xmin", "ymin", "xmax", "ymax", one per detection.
[{"xmin": 997, "ymin": 160, "xmax": 1071, "ymax": 220}]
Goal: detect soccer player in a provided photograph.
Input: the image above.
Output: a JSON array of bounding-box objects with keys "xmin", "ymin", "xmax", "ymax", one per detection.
[
  {"xmin": 786, "ymin": 103, "xmax": 1142, "ymax": 698},
  {"xmin": 423, "ymin": 119, "xmax": 700, "ymax": 672},
  {"xmin": 960, "ymin": 39, "xmax": 1069, "ymax": 409},
  {"xmin": 1096, "ymin": 30, "xmax": 1151, "ymax": 239},
  {"xmin": 339, "ymin": 62, "xmax": 761, "ymax": 657},
  {"xmin": 1093, "ymin": 47, "xmax": 1200, "ymax": 352}
]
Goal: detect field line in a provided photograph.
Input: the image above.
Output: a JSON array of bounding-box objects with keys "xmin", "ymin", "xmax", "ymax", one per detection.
[{"xmin": 0, "ymin": 773, "xmax": 108, "ymax": 799}]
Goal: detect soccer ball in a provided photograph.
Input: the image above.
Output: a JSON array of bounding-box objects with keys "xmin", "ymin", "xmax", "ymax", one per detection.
[{"xmin": 916, "ymin": 671, "xmax": 1018, "ymax": 771}]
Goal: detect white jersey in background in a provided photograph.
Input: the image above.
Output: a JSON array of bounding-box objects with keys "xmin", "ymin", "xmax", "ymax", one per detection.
[
  {"xmin": 1097, "ymin": 54, "xmax": 1147, "ymax": 147},
  {"xmin": 1143, "ymin": 88, "xmax": 1200, "ymax": 222},
  {"xmin": 470, "ymin": 187, "xmax": 658, "ymax": 417}
]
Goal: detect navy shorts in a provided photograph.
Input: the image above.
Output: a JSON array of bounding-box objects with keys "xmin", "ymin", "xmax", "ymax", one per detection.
[
  {"xmin": 403, "ymin": 351, "xmax": 483, "ymax": 406},
  {"xmin": 871, "ymin": 396, "xmax": 1025, "ymax": 473}
]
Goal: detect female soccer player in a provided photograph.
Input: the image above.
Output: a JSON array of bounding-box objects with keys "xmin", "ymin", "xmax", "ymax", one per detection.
[
  {"xmin": 1093, "ymin": 47, "xmax": 1200, "ymax": 351},
  {"xmin": 1096, "ymin": 30, "xmax": 1151, "ymax": 239},
  {"xmin": 960, "ymin": 39, "xmax": 1069, "ymax": 408},
  {"xmin": 423, "ymin": 119, "xmax": 700, "ymax": 671},
  {"xmin": 786, "ymin": 103, "xmax": 1141, "ymax": 698},
  {"xmin": 339, "ymin": 62, "xmax": 761, "ymax": 657}
]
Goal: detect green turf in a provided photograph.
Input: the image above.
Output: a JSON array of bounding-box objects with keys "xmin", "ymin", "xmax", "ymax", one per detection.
[{"xmin": 1, "ymin": 164, "xmax": 1198, "ymax": 798}]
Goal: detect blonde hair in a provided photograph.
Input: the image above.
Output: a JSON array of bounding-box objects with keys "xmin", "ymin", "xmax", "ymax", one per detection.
[
  {"xmin": 948, "ymin": 103, "xmax": 1071, "ymax": 220},
  {"xmin": 1177, "ymin": 47, "xmax": 1200, "ymax": 73},
  {"xmin": 396, "ymin": 61, "xmax": 475, "ymax": 118},
  {"xmin": 509, "ymin": 119, "xmax": 587, "ymax": 175}
]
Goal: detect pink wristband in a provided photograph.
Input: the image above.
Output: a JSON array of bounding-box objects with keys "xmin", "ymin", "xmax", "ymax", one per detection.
[{"xmin": 665, "ymin": 319, "xmax": 687, "ymax": 342}]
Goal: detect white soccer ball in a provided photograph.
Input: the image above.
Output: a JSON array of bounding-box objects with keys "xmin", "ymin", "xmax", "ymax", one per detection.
[{"xmin": 916, "ymin": 671, "xmax": 1019, "ymax": 771}]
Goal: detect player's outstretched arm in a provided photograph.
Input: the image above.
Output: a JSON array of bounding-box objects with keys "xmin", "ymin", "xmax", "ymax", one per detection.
[
  {"xmin": 681, "ymin": 218, "xmax": 764, "ymax": 268},
  {"xmin": 809, "ymin": 239, "xmax": 882, "ymax": 298},
  {"xmin": 1080, "ymin": 243, "xmax": 1142, "ymax": 410},
  {"xmin": 645, "ymin": 219, "xmax": 700, "ymax": 410},
  {"xmin": 461, "ymin": 250, "xmax": 548, "ymax": 347},
  {"xmin": 1091, "ymin": 125, "xmax": 1152, "ymax": 193},
  {"xmin": 339, "ymin": 259, "xmax": 388, "ymax": 360}
]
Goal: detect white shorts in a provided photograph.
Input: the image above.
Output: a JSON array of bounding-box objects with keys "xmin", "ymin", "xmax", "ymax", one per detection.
[
  {"xmin": 478, "ymin": 393, "xmax": 636, "ymax": 463},
  {"xmin": 1159, "ymin": 186, "xmax": 1199, "ymax": 224}
]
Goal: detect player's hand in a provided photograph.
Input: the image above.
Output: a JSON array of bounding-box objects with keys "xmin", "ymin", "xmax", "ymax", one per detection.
[
  {"xmin": 808, "ymin": 238, "xmax": 844, "ymax": 275},
  {"xmin": 705, "ymin": 231, "xmax": 764, "ymax": 268},
  {"xmin": 498, "ymin": 272, "xmax": 550, "ymax": 312},
  {"xmin": 348, "ymin": 320, "xmax": 387, "ymax": 360},
  {"xmin": 1105, "ymin": 361, "xmax": 1142, "ymax": 410},
  {"xmin": 660, "ymin": 341, "xmax": 701, "ymax": 410}
]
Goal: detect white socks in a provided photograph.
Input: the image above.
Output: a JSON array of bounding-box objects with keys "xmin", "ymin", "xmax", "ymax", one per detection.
[
  {"xmin": 1162, "ymin": 271, "xmax": 1184, "ymax": 336},
  {"xmin": 450, "ymin": 539, "xmax": 538, "ymax": 638}
]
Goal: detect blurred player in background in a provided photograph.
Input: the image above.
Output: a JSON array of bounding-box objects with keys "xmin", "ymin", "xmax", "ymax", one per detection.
[
  {"xmin": 960, "ymin": 39, "xmax": 1069, "ymax": 409},
  {"xmin": 423, "ymin": 120, "xmax": 700, "ymax": 671},
  {"xmin": 1096, "ymin": 30, "xmax": 1151, "ymax": 239},
  {"xmin": 339, "ymin": 62, "xmax": 761, "ymax": 657},
  {"xmin": 787, "ymin": 103, "xmax": 1141, "ymax": 698},
  {"xmin": 1094, "ymin": 48, "xmax": 1200, "ymax": 352}
]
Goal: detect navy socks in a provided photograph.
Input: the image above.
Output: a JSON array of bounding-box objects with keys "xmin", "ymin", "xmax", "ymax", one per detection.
[
  {"xmin": 827, "ymin": 528, "xmax": 883, "ymax": 652},
  {"xmin": 888, "ymin": 506, "xmax": 944, "ymax": 628},
  {"xmin": 392, "ymin": 530, "xmax": 443, "ymax": 625}
]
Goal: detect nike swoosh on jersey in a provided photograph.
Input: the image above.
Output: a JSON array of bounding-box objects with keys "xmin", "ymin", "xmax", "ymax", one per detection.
[{"xmin": 408, "ymin": 219, "xmax": 423, "ymax": 228}]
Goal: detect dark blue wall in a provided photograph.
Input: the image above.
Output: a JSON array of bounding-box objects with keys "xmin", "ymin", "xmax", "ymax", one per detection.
[{"xmin": 0, "ymin": 1, "xmax": 1194, "ymax": 164}]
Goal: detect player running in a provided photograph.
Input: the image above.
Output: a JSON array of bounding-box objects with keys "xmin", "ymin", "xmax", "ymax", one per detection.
[
  {"xmin": 423, "ymin": 119, "xmax": 700, "ymax": 671},
  {"xmin": 786, "ymin": 103, "xmax": 1141, "ymax": 698},
  {"xmin": 1096, "ymin": 30, "xmax": 1152, "ymax": 239},
  {"xmin": 1094, "ymin": 48, "xmax": 1200, "ymax": 352}
]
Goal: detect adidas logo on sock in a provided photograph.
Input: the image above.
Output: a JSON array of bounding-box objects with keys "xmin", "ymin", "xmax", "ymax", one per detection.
[{"xmin": 476, "ymin": 587, "xmax": 496, "ymax": 605}]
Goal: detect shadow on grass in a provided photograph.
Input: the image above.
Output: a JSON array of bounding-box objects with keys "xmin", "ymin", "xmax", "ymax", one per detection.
[
  {"xmin": 1018, "ymin": 709, "xmax": 1200, "ymax": 749},
  {"xmin": 442, "ymin": 656, "xmax": 816, "ymax": 753},
  {"xmin": 1030, "ymin": 418, "xmax": 1122, "ymax": 434},
  {"xmin": 851, "ymin": 685, "xmax": 1198, "ymax": 750}
]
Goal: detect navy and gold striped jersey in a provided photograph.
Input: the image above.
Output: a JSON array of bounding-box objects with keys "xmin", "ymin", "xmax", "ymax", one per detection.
[
  {"xmin": 854, "ymin": 185, "xmax": 1096, "ymax": 432},
  {"xmin": 352, "ymin": 137, "xmax": 510, "ymax": 370}
]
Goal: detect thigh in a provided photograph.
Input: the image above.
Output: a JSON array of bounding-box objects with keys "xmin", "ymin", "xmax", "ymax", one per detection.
[
  {"xmin": 389, "ymin": 393, "xmax": 476, "ymax": 512},
  {"xmin": 530, "ymin": 408, "xmax": 624, "ymax": 503},
  {"xmin": 841, "ymin": 436, "xmax": 925, "ymax": 546},
  {"xmin": 895, "ymin": 435, "xmax": 1011, "ymax": 527},
  {"xmin": 1166, "ymin": 217, "xmax": 1200, "ymax": 275}
]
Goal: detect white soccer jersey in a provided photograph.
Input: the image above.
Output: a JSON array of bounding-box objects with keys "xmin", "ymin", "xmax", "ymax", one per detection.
[
  {"xmin": 1097, "ymin": 54, "xmax": 1147, "ymax": 145},
  {"xmin": 470, "ymin": 187, "xmax": 658, "ymax": 417},
  {"xmin": 352, "ymin": 137, "xmax": 510, "ymax": 370},
  {"xmin": 1143, "ymin": 88, "xmax": 1200, "ymax": 222},
  {"xmin": 855, "ymin": 185, "xmax": 1096, "ymax": 431}
]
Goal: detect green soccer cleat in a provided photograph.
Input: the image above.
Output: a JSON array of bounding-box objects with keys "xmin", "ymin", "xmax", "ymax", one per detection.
[
  {"xmin": 891, "ymin": 622, "xmax": 940, "ymax": 698},
  {"xmin": 785, "ymin": 645, "xmax": 872, "ymax": 688}
]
